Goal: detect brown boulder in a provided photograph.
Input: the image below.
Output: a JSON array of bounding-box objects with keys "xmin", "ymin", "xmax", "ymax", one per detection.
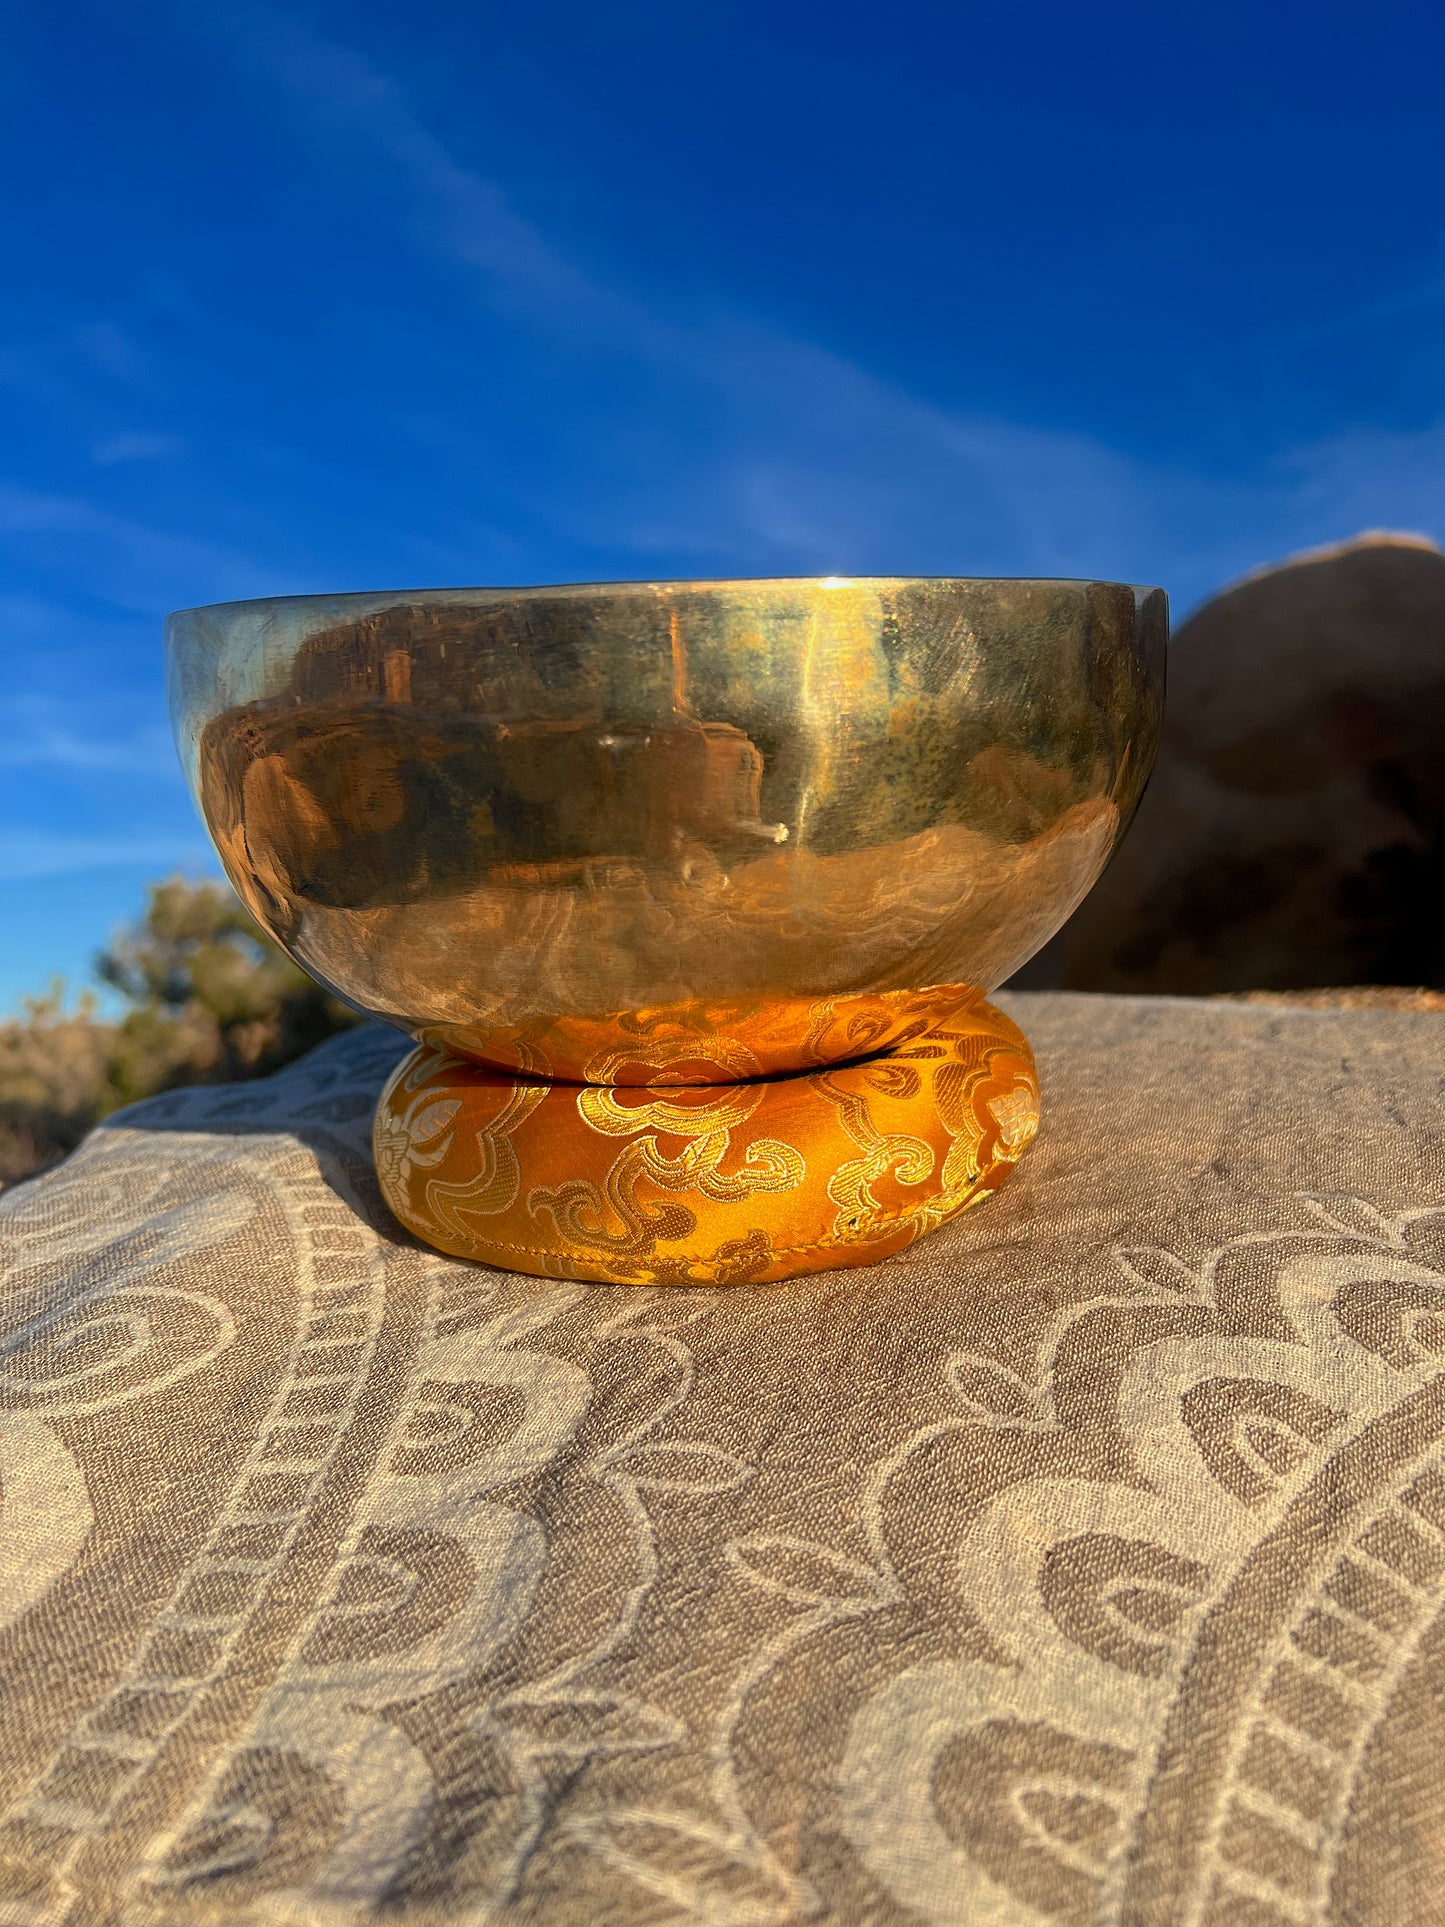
[{"xmin": 1014, "ymin": 531, "xmax": 1445, "ymax": 993}]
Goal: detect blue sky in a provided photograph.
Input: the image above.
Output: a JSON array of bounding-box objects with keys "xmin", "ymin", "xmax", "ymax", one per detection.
[{"xmin": 2, "ymin": 0, "xmax": 1443, "ymax": 1011}]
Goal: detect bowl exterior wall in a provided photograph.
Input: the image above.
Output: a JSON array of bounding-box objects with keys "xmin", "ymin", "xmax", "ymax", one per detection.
[{"xmin": 168, "ymin": 577, "xmax": 1166, "ymax": 1081}]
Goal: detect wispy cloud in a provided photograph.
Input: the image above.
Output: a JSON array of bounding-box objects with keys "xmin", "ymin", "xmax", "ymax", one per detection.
[
  {"xmin": 72, "ymin": 321, "xmax": 148, "ymax": 383},
  {"xmin": 92, "ymin": 431, "xmax": 189, "ymax": 465},
  {"xmin": 1283, "ymin": 417, "xmax": 1445, "ymax": 536},
  {"xmin": 222, "ymin": 5, "xmax": 1161, "ymax": 577},
  {"xmin": 0, "ymin": 697, "xmax": 177, "ymax": 776},
  {"xmin": 237, "ymin": 4, "xmax": 613, "ymax": 324},
  {"xmin": 0, "ymin": 831, "xmax": 213, "ymax": 883},
  {"xmin": 212, "ymin": 4, "xmax": 1443, "ymax": 611},
  {"xmin": 0, "ymin": 484, "xmax": 272, "ymax": 609},
  {"xmin": 1239, "ymin": 241, "xmax": 1445, "ymax": 356},
  {"xmin": 0, "ymin": 319, "xmax": 155, "ymax": 415}
]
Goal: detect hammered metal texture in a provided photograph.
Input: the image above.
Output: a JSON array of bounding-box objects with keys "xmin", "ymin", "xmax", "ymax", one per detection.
[{"xmin": 168, "ymin": 577, "xmax": 1166, "ymax": 1081}]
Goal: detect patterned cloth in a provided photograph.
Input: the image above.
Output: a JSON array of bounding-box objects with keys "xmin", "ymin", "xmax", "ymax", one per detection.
[
  {"xmin": 375, "ymin": 994, "xmax": 1038, "ymax": 1285},
  {"xmin": 1, "ymin": 992, "xmax": 1443, "ymax": 1927}
]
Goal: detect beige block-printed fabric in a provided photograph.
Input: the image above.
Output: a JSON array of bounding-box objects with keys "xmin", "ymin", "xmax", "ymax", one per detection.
[{"xmin": 1, "ymin": 993, "xmax": 1444, "ymax": 1927}]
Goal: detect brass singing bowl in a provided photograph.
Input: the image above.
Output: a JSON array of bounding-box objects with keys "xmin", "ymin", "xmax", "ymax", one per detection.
[{"xmin": 168, "ymin": 577, "xmax": 1166, "ymax": 1084}]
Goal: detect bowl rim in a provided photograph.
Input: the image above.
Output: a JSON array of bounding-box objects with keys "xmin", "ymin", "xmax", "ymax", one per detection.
[{"xmin": 168, "ymin": 574, "xmax": 1167, "ymax": 623}]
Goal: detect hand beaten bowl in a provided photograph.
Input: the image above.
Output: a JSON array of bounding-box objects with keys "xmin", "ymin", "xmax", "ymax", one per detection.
[{"xmin": 167, "ymin": 577, "xmax": 1166, "ymax": 1086}]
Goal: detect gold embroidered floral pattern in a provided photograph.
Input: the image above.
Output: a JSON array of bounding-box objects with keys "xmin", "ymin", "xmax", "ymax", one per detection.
[
  {"xmin": 416, "ymin": 982, "xmax": 1024, "ymax": 1086},
  {"xmin": 374, "ymin": 994, "xmax": 1039, "ymax": 1284}
]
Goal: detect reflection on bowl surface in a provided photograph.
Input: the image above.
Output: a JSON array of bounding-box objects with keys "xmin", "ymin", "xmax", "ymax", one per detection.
[{"xmin": 168, "ymin": 576, "xmax": 1166, "ymax": 1082}]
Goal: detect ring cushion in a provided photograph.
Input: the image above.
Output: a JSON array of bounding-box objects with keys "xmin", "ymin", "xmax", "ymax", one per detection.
[
  {"xmin": 375, "ymin": 992, "xmax": 1038, "ymax": 1285},
  {"xmin": 415, "ymin": 983, "xmax": 1023, "ymax": 1085}
]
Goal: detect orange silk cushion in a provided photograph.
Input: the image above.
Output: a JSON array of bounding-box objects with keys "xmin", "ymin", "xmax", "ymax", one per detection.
[
  {"xmin": 374, "ymin": 993, "xmax": 1038, "ymax": 1286},
  {"xmin": 414, "ymin": 983, "xmax": 1021, "ymax": 1085}
]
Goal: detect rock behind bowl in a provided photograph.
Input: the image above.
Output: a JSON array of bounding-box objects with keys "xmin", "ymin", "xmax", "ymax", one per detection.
[{"xmin": 168, "ymin": 576, "xmax": 1166, "ymax": 1083}]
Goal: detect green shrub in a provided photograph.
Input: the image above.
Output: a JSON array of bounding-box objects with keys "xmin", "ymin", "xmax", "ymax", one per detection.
[{"xmin": 0, "ymin": 877, "xmax": 360, "ymax": 1188}]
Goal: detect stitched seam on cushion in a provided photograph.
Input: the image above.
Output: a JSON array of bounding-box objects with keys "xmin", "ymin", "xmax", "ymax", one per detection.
[{"xmin": 390, "ymin": 1172, "xmax": 1003, "ymax": 1263}]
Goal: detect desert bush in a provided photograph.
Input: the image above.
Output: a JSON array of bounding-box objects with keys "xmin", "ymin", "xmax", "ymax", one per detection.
[
  {"xmin": 0, "ymin": 989, "xmax": 116, "ymax": 1189},
  {"xmin": 0, "ymin": 877, "xmax": 359, "ymax": 1188}
]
